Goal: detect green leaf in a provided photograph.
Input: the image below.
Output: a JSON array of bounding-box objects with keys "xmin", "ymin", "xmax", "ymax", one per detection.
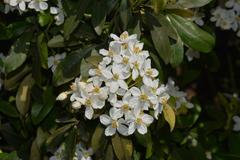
[
  {"xmin": 111, "ymin": 133, "xmax": 133, "ymax": 160},
  {"xmin": 37, "ymin": 33, "xmax": 48, "ymax": 69},
  {"xmin": 176, "ymin": 0, "xmax": 212, "ymax": 8},
  {"xmin": 168, "ymin": 14, "xmax": 215, "ymax": 53},
  {"xmin": 3, "ymin": 53, "xmax": 27, "ymax": 74},
  {"xmin": 30, "ymin": 139, "xmax": 41, "ymax": 160},
  {"xmin": 91, "ymin": 1, "xmax": 107, "ymax": 35},
  {"xmin": 64, "ymin": 15, "xmax": 80, "ymax": 40},
  {"xmin": 91, "ymin": 125, "xmax": 105, "ymax": 152},
  {"xmin": 170, "ymin": 37, "xmax": 184, "ymax": 66},
  {"xmin": 134, "ymin": 132, "xmax": 153, "ymax": 158},
  {"xmin": 163, "ymin": 104, "xmax": 176, "ymax": 132},
  {"xmin": 151, "ymin": 26, "xmax": 172, "ymax": 64},
  {"xmin": 0, "ymin": 151, "xmax": 20, "ymax": 160},
  {"xmin": 0, "ymin": 100, "xmax": 19, "ymax": 118},
  {"xmin": 31, "ymin": 87, "xmax": 55, "ymax": 125},
  {"xmin": 152, "ymin": 0, "xmax": 168, "ymax": 13},
  {"xmin": 4, "ymin": 65, "xmax": 31, "ymax": 91},
  {"xmin": 46, "ymin": 123, "xmax": 75, "ymax": 146},
  {"xmin": 38, "ymin": 12, "xmax": 52, "ymax": 27},
  {"xmin": 65, "ymin": 128, "xmax": 77, "ymax": 160},
  {"xmin": 16, "ymin": 74, "xmax": 34, "ymax": 115},
  {"xmin": 53, "ymin": 46, "xmax": 94, "ymax": 86},
  {"xmin": 48, "ymin": 35, "xmax": 65, "ymax": 48}
]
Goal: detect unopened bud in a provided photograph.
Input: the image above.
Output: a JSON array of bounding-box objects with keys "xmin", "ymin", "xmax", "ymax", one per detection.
[{"xmin": 56, "ymin": 92, "xmax": 68, "ymax": 101}]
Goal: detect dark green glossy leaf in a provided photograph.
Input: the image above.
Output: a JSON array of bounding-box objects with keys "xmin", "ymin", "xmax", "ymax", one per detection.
[
  {"xmin": 0, "ymin": 100, "xmax": 19, "ymax": 118},
  {"xmin": 64, "ymin": 15, "xmax": 80, "ymax": 40},
  {"xmin": 48, "ymin": 35, "xmax": 65, "ymax": 48},
  {"xmin": 151, "ymin": 26, "xmax": 172, "ymax": 64},
  {"xmin": 37, "ymin": 33, "xmax": 48, "ymax": 69},
  {"xmin": 53, "ymin": 46, "xmax": 94, "ymax": 86},
  {"xmin": 168, "ymin": 14, "xmax": 215, "ymax": 53}
]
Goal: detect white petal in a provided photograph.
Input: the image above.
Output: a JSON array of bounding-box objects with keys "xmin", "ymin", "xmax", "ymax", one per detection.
[
  {"xmin": 85, "ymin": 107, "xmax": 94, "ymax": 120},
  {"xmin": 117, "ymin": 124, "xmax": 128, "ymax": 136},
  {"xmin": 50, "ymin": 7, "xmax": 58, "ymax": 14},
  {"xmin": 92, "ymin": 98, "xmax": 105, "ymax": 109},
  {"xmin": 9, "ymin": 0, "xmax": 18, "ymax": 6},
  {"xmin": 142, "ymin": 114, "xmax": 154, "ymax": 125},
  {"xmin": 19, "ymin": 1, "xmax": 26, "ymax": 11},
  {"xmin": 132, "ymin": 69, "xmax": 139, "ymax": 80},
  {"xmin": 99, "ymin": 49, "xmax": 109, "ymax": 56},
  {"xmin": 102, "ymin": 69, "xmax": 113, "ymax": 79},
  {"xmin": 118, "ymin": 80, "xmax": 128, "ymax": 90},
  {"xmin": 110, "ymin": 107, "xmax": 122, "ymax": 119},
  {"xmin": 100, "ymin": 115, "xmax": 112, "ymax": 126},
  {"xmin": 39, "ymin": 2, "xmax": 48, "ymax": 10},
  {"xmin": 110, "ymin": 81, "xmax": 119, "ymax": 93},
  {"xmin": 110, "ymin": 34, "xmax": 119, "ymax": 40},
  {"xmin": 72, "ymin": 101, "xmax": 81, "ymax": 109},
  {"xmin": 143, "ymin": 76, "xmax": 153, "ymax": 86},
  {"xmin": 130, "ymin": 87, "xmax": 141, "ymax": 96},
  {"xmin": 105, "ymin": 126, "xmax": 116, "ymax": 136},
  {"xmin": 128, "ymin": 122, "xmax": 136, "ymax": 135},
  {"xmin": 137, "ymin": 124, "xmax": 147, "ymax": 134}
]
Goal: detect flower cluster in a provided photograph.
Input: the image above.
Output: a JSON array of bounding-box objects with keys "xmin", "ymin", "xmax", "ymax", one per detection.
[
  {"xmin": 211, "ymin": 0, "xmax": 240, "ymax": 37},
  {"xmin": 3, "ymin": 0, "xmax": 64, "ymax": 25},
  {"xmin": 49, "ymin": 143, "xmax": 93, "ymax": 160},
  {"xmin": 57, "ymin": 31, "xmax": 193, "ymax": 136}
]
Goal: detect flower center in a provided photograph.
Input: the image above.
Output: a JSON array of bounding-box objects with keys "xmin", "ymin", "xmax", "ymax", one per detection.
[
  {"xmin": 133, "ymin": 62, "xmax": 139, "ymax": 68},
  {"xmin": 120, "ymin": 33, "xmax": 128, "ymax": 40},
  {"xmin": 122, "ymin": 104, "xmax": 129, "ymax": 111},
  {"xmin": 111, "ymin": 120, "xmax": 118, "ymax": 128},
  {"xmin": 136, "ymin": 118, "xmax": 142, "ymax": 125},
  {"xmin": 108, "ymin": 49, "xmax": 114, "ymax": 57},
  {"xmin": 122, "ymin": 43, "xmax": 128, "ymax": 49},
  {"xmin": 85, "ymin": 99, "xmax": 92, "ymax": 106},
  {"xmin": 122, "ymin": 57, "xmax": 129, "ymax": 64},
  {"xmin": 93, "ymin": 86, "xmax": 100, "ymax": 93},
  {"xmin": 146, "ymin": 69, "xmax": 153, "ymax": 76},
  {"xmin": 160, "ymin": 97, "xmax": 168, "ymax": 105},
  {"xmin": 113, "ymin": 74, "xmax": 119, "ymax": 80},
  {"xmin": 133, "ymin": 46, "xmax": 141, "ymax": 53},
  {"xmin": 140, "ymin": 94, "xmax": 148, "ymax": 101}
]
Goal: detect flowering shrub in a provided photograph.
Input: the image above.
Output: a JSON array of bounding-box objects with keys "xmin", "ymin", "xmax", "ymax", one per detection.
[{"xmin": 0, "ymin": 0, "xmax": 240, "ymax": 160}]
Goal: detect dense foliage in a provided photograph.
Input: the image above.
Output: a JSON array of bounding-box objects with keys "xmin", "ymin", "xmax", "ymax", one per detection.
[{"xmin": 0, "ymin": 0, "xmax": 240, "ymax": 160}]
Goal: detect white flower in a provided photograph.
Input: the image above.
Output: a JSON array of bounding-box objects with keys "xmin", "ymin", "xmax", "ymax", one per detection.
[
  {"xmin": 50, "ymin": 6, "xmax": 64, "ymax": 26},
  {"xmin": 105, "ymin": 63, "xmax": 130, "ymax": 93},
  {"xmin": 140, "ymin": 59, "xmax": 159, "ymax": 85},
  {"xmin": 7, "ymin": 0, "xmax": 31, "ymax": 11},
  {"xmin": 154, "ymin": 93, "xmax": 170, "ymax": 119},
  {"xmin": 128, "ymin": 41, "xmax": 149, "ymax": 58},
  {"xmin": 74, "ymin": 88, "xmax": 105, "ymax": 119},
  {"xmin": 110, "ymin": 31, "xmax": 137, "ymax": 47},
  {"xmin": 28, "ymin": 0, "xmax": 48, "ymax": 11},
  {"xmin": 233, "ymin": 115, "xmax": 240, "ymax": 131},
  {"xmin": 48, "ymin": 53, "xmax": 66, "ymax": 72},
  {"xmin": 99, "ymin": 43, "xmax": 122, "ymax": 63},
  {"xmin": 127, "ymin": 109, "xmax": 154, "ymax": 135},
  {"xmin": 86, "ymin": 79, "xmax": 109, "ymax": 100},
  {"xmin": 130, "ymin": 85, "xmax": 158, "ymax": 112},
  {"xmin": 113, "ymin": 91, "xmax": 133, "ymax": 117},
  {"xmin": 129, "ymin": 55, "xmax": 144, "ymax": 80},
  {"xmin": 100, "ymin": 108, "xmax": 128, "ymax": 136},
  {"xmin": 89, "ymin": 63, "xmax": 112, "ymax": 81}
]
